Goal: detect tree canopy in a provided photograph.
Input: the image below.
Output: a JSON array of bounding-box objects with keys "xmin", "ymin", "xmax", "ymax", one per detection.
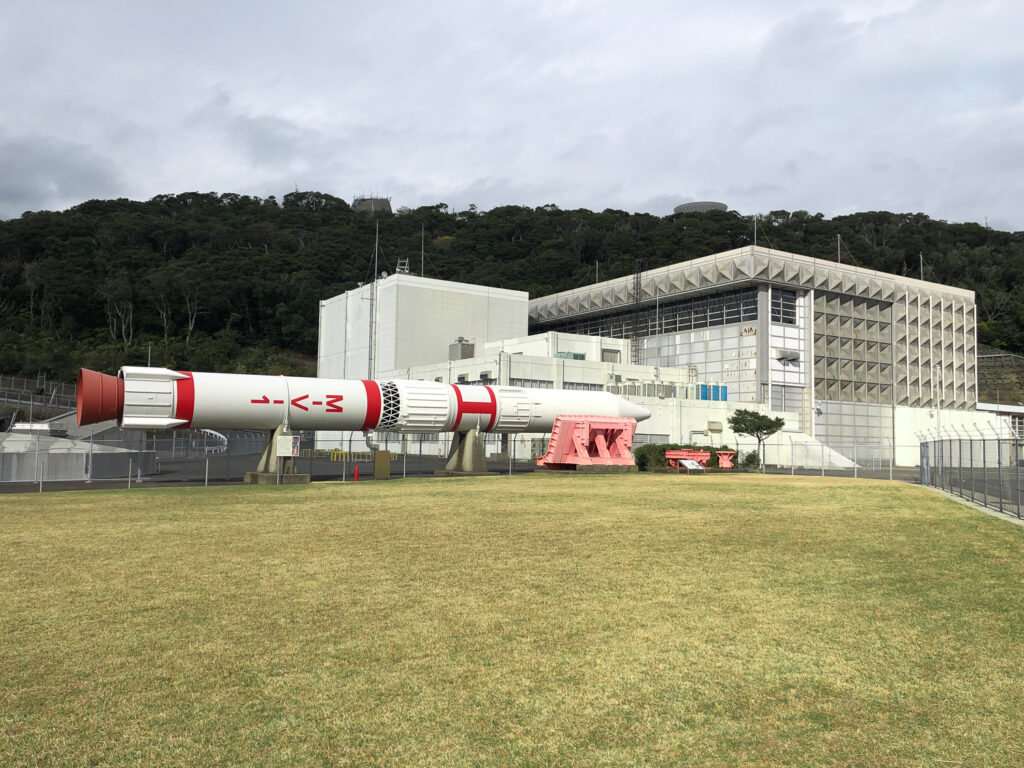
[
  {"xmin": 728, "ymin": 410, "xmax": 787, "ymax": 471},
  {"xmin": 2, "ymin": 193, "xmax": 1022, "ymax": 381}
]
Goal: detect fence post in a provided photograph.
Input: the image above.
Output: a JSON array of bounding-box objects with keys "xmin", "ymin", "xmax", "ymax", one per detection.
[
  {"xmin": 205, "ymin": 457, "xmax": 209, "ymax": 487},
  {"xmin": 970, "ymin": 439, "xmax": 975, "ymax": 503},
  {"xmin": 128, "ymin": 457, "xmax": 132, "ymax": 489},
  {"xmin": 983, "ymin": 438, "xmax": 990, "ymax": 507},
  {"xmin": 791, "ymin": 442, "xmax": 795, "ymax": 475},
  {"xmin": 1016, "ymin": 438, "xmax": 1021, "ymax": 519},
  {"xmin": 939, "ymin": 439, "xmax": 945, "ymax": 491},
  {"xmin": 997, "ymin": 437, "xmax": 1004, "ymax": 514},
  {"xmin": 958, "ymin": 438, "xmax": 963, "ymax": 498},
  {"xmin": 853, "ymin": 443, "xmax": 858, "ymax": 479},
  {"xmin": 820, "ymin": 443, "xmax": 825, "ymax": 476}
]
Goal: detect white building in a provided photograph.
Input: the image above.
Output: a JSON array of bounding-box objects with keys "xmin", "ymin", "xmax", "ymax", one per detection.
[{"xmin": 317, "ymin": 247, "xmax": 1009, "ymax": 467}]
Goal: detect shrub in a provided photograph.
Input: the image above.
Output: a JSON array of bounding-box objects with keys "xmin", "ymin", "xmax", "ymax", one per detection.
[
  {"xmin": 741, "ymin": 450, "xmax": 762, "ymax": 469},
  {"xmin": 633, "ymin": 443, "xmax": 740, "ymax": 471}
]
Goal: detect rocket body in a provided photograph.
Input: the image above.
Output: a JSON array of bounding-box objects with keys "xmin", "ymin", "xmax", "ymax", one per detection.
[{"xmin": 77, "ymin": 366, "xmax": 651, "ymax": 433}]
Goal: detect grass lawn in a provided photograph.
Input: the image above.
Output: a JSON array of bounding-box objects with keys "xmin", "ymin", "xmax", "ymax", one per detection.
[{"xmin": 2, "ymin": 474, "xmax": 1023, "ymax": 767}]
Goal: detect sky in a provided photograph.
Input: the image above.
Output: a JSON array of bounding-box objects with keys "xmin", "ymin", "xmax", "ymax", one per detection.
[{"xmin": 2, "ymin": 0, "xmax": 1023, "ymax": 230}]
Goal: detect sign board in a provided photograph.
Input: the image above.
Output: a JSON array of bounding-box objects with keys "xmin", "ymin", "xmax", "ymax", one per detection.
[
  {"xmin": 276, "ymin": 435, "xmax": 301, "ymax": 457},
  {"xmin": 679, "ymin": 459, "xmax": 705, "ymax": 471},
  {"xmin": 739, "ymin": 327, "xmax": 757, "ymax": 337}
]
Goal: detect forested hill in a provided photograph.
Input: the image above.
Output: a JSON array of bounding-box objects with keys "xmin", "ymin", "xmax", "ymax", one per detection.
[{"xmin": 2, "ymin": 191, "xmax": 1023, "ymax": 382}]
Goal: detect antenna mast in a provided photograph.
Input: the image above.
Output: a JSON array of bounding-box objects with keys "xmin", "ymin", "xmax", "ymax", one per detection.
[{"xmin": 367, "ymin": 221, "xmax": 378, "ymax": 379}]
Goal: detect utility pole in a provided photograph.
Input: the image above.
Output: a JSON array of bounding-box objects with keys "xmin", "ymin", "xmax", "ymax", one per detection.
[{"xmin": 367, "ymin": 220, "xmax": 379, "ymax": 380}]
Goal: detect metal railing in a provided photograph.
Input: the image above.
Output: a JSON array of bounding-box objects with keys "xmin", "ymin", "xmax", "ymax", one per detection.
[
  {"xmin": 920, "ymin": 438, "xmax": 1023, "ymax": 519},
  {"xmin": 0, "ymin": 387, "xmax": 77, "ymax": 412},
  {"xmin": 0, "ymin": 429, "xmax": 540, "ymax": 492},
  {"xmin": 0, "ymin": 374, "xmax": 76, "ymax": 399}
]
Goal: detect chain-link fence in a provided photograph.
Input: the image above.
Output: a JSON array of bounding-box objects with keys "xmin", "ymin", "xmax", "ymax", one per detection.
[
  {"xmin": 2, "ymin": 424, "xmax": 946, "ymax": 494},
  {"xmin": 0, "ymin": 428, "xmax": 542, "ymax": 492},
  {"xmin": 920, "ymin": 438, "xmax": 1024, "ymax": 519},
  {"xmin": 723, "ymin": 439, "xmax": 924, "ymax": 482}
]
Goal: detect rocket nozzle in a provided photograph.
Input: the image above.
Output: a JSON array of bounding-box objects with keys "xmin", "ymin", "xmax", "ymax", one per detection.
[{"xmin": 77, "ymin": 368, "xmax": 124, "ymax": 426}]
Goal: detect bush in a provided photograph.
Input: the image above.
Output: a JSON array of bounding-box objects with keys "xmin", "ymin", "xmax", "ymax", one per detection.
[
  {"xmin": 633, "ymin": 443, "xmax": 682, "ymax": 472},
  {"xmin": 633, "ymin": 443, "xmax": 740, "ymax": 471},
  {"xmin": 740, "ymin": 450, "xmax": 762, "ymax": 469}
]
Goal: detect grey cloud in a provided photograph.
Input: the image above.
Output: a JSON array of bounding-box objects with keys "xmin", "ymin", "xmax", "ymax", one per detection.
[
  {"xmin": 0, "ymin": 134, "xmax": 120, "ymax": 219},
  {"xmin": 1, "ymin": 1, "xmax": 1023, "ymax": 229}
]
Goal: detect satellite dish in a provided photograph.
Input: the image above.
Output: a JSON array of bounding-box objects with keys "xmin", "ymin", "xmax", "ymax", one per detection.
[{"xmin": 380, "ymin": 271, "xmax": 388, "ymax": 278}]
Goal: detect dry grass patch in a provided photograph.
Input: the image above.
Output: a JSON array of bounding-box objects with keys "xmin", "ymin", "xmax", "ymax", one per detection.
[{"xmin": 2, "ymin": 474, "xmax": 1023, "ymax": 766}]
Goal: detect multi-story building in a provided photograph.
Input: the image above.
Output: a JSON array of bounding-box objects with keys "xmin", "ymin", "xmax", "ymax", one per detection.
[{"xmin": 317, "ymin": 246, "xmax": 1002, "ymax": 466}]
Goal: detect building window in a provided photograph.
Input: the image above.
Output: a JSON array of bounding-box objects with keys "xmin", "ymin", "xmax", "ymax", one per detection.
[
  {"xmin": 533, "ymin": 286, "xmax": 758, "ymax": 339},
  {"xmin": 509, "ymin": 378, "xmax": 554, "ymax": 389},
  {"xmin": 771, "ymin": 287, "xmax": 797, "ymax": 324}
]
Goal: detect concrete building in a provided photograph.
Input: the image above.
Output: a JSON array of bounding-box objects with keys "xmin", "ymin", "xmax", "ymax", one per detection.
[{"xmin": 316, "ymin": 245, "xmax": 1006, "ymax": 466}]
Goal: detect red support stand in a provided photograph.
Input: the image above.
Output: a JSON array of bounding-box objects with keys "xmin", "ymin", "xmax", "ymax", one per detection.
[{"xmin": 536, "ymin": 416, "xmax": 638, "ymax": 470}]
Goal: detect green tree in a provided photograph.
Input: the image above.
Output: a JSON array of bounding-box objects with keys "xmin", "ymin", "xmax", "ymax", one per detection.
[{"xmin": 727, "ymin": 410, "xmax": 785, "ymax": 472}]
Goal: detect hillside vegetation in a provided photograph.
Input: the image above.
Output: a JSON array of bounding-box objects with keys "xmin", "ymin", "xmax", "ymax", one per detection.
[{"xmin": 2, "ymin": 191, "xmax": 1022, "ymax": 380}]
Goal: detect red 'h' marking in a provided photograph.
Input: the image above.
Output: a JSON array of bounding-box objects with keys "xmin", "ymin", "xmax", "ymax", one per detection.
[
  {"xmin": 360, "ymin": 381, "xmax": 381, "ymax": 430},
  {"xmin": 451, "ymin": 385, "xmax": 497, "ymax": 431},
  {"xmin": 174, "ymin": 372, "xmax": 195, "ymax": 429}
]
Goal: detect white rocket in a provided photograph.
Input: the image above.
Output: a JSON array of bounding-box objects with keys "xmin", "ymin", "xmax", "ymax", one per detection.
[{"xmin": 77, "ymin": 367, "xmax": 651, "ymax": 433}]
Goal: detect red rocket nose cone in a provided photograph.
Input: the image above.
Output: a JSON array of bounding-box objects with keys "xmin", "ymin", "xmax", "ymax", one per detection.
[{"xmin": 77, "ymin": 368, "xmax": 124, "ymax": 426}]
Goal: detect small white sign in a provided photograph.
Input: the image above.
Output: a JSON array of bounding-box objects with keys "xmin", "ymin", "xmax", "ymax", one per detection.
[
  {"xmin": 679, "ymin": 459, "xmax": 705, "ymax": 471},
  {"xmin": 276, "ymin": 435, "xmax": 300, "ymax": 457}
]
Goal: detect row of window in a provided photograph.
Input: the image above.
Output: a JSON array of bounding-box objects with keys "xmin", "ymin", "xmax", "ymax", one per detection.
[{"xmin": 534, "ymin": 286, "xmax": 766, "ymax": 338}]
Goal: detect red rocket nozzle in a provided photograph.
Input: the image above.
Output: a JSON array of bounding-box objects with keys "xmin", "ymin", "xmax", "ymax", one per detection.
[{"xmin": 77, "ymin": 368, "xmax": 124, "ymax": 426}]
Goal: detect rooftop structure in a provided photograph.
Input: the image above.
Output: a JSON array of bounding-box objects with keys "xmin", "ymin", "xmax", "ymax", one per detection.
[{"xmin": 673, "ymin": 201, "xmax": 728, "ymax": 214}]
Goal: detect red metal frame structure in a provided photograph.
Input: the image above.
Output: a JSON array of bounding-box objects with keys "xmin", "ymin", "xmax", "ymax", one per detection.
[
  {"xmin": 665, "ymin": 449, "xmax": 737, "ymax": 469},
  {"xmin": 536, "ymin": 416, "xmax": 638, "ymax": 470},
  {"xmin": 665, "ymin": 449, "xmax": 711, "ymax": 468}
]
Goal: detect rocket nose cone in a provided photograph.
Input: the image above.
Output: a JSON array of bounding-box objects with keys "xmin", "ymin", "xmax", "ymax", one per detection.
[
  {"xmin": 618, "ymin": 398, "xmax": 651, "ymax": 422},
  {"xmin": 77, "ymin": 368, "xmax": 124, "ymax": 426}
]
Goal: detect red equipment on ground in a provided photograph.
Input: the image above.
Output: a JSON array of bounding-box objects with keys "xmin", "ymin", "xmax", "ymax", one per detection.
[
  {"xmin": 715, "ymin": 450, "xmax": 736, "ymax": 469},
  {"xmin": 665, "ymin": 449, "xmax": 737, "ymax": 469},
  {"xmin": 665, "ymin": 449, "xmax": 711, "ymax": 468},
  {"xmin": 536, "ymin": 416, "xmax": 638, "ymax": 470}
]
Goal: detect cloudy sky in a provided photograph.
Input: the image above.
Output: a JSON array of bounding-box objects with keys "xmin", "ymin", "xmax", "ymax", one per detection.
[{"xmin": 2, "ymin": 0, "xmax": 1022, "ymax": 229}]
